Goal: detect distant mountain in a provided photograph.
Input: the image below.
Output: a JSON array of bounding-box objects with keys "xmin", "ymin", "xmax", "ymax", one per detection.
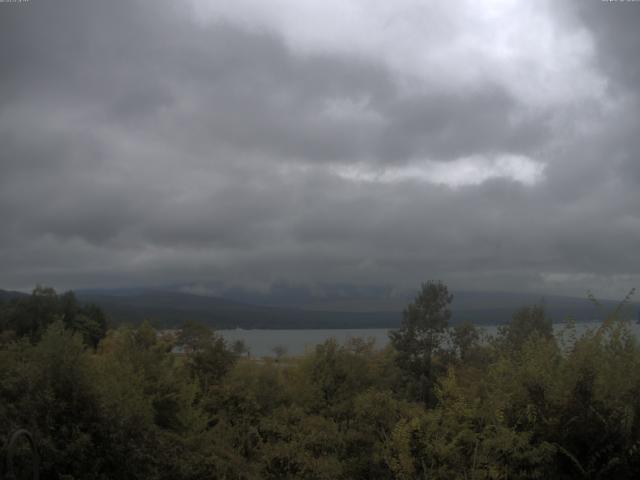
[
  {"xmin": 0, "ymin": 289, "xmax": 29, "ymax": 302},
  {"xmin": 75, "ymin": 289, "xmax": 397, "ymax": 329},
  {"xmin": 452, "ymin": 291, "xmax": 630, "ymax": 324},
  {"xmin": 72, "ymin": 285, "xmax": 639, "ymax": 329},
  {"xmin": 177, "ymin": 282, "xmax": 411, "ymax": 310},
  {"xmin": 181, "ymin": 282, "xmax": 637, "ymax": 320}
]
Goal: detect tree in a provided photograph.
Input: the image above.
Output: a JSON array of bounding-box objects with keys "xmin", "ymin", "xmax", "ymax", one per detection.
[
  {"xmin": 177, "ymin": 320, "xmax": 214, "ymax": 353},
  {"xmin": 232, "ymin": 339, "xmax": 250, "ymax": 357},
  {"xmin": 450, "ymin": 321, "xmax": 481, "ymax": 362},
  {"xmin": 188, "ymin": 336, "xmax": 236, "ymax": 390},
  {"xmin": 389, "ymin": 281, "xmax": 453, "ymax": 405},
  {"xmin": 0, "ymin": 286, "xmax": 107, "ymax": 347},
  {"xmin": 497, "ymin": 304, "xmax": 552, "ymax": 352},
  {"xmin": 74, "ymin": 303, "xmax": 108, "ymax": 348},
  {"xmin": 272, "ymin": 345, "xmax": 287, "ymax": 362}
]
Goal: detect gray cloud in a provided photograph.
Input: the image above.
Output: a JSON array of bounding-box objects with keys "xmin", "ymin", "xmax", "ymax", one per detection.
[
  {"xmin": 1, "ymin": 0, "xmax": 640, "ymax": 299},
  {"xmin": 569, "ymin": 1, "xmax": 640, "ymax": 89}
]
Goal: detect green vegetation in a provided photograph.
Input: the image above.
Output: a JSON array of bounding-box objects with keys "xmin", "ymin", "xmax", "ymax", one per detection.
[{"xmin": 2, "ymin": 283, "xmax": 640, "ymax": 478}]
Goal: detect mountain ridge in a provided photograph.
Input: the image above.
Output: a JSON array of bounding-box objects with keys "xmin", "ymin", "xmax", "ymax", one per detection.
[{"xmin": 3, "ymin": 287, "xmax": 636, "ymax": 329}]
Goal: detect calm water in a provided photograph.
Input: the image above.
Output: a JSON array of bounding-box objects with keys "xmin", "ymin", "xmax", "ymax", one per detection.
[{"xmin": 217, "ymin": 321, "xmax": 640, "ymax": 358}]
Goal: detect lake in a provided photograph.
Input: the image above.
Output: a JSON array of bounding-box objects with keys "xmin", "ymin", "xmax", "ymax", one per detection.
[{"xmin": 217, "ymin": 321, "xmax": 640, "ymax": 357}]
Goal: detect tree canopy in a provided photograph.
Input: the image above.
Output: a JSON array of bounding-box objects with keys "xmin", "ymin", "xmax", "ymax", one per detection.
[
  {"xmin": 2, "ymin": 283, "xmax": 640, "ymax": 479},
  {"xmin": 389, "ymin": 280, "xmax": 453, "ymax": 404}
]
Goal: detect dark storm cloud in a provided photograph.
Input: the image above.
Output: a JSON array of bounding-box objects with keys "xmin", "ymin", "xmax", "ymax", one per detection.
[
  {"xmin": 0, "ymin": 0, "xmax": 549, "ymax": 168},
  {"xmin": 563, "ymin": 1, "xmax": 640, "ymax": 184},
  {"xmin": 569, "ymin": 1, "xmax": 640, "ymax": 89},
  {"xmin": 373, "ymin": 87, "xmax": 551, "ymax": 162},
  {"xmin": 1, "ymin": 0, "xmax": 639, "ymax": 298}
]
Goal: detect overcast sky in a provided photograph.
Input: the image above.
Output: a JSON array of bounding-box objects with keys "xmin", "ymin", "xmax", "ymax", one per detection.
[{"xmin": 1, "ymin": 0, "xmax": 640, "ymax": 298}]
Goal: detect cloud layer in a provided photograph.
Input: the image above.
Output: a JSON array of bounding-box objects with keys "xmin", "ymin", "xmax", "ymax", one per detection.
[{"xmin": 1, "ymin": 0, "xmax": 639, "ymax": 298}]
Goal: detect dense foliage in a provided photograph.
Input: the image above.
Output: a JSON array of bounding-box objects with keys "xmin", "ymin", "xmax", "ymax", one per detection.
[{"xmin": 2, "ymin": 284, "xmax": 640, "ymax": 479}]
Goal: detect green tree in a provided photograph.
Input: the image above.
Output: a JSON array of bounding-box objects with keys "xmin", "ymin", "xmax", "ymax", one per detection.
[
  {"xmin": 232, "ymin": 339, "xmax": 250, "ymax": 357},
  {"xmin": 259, "ymin": 406, "xmax": 344, "ymax": 480},
  {"xmin": 188, "ymin": 336, "xmax": 237, "ymax": 390},
  {"xmin": 74, "ymin": 303, "xmax": 108, "ymax": 348},
  {"xmin": 272, "ymin": 345, "xmax": 287, "ymax": 362},
  {"xmin": 0, "ymin": 286, "xmax": 107, "ymax": 347},
  {"xmin": 389, "ymin": 281, "xmax": 453, "ymax": 405},
  {"xmin": 497, "ymin": 304, "xmax": 552, "ymax": 352},
  {"xmin": 450, "ymin": 321, "xmax": 481, "ymax": 362},
  {"xmin": 177, "ymin": 320, "xmax": 214, "ymax": 353},
  {"xmin": 176, "ymin": 321, "xmax": 237, "ymax": 390}
]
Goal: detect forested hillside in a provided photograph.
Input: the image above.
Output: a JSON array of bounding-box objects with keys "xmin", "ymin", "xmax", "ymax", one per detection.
[{"xmin": 2, "ymin": 283, "xmax": 640, "ymax": 478}]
